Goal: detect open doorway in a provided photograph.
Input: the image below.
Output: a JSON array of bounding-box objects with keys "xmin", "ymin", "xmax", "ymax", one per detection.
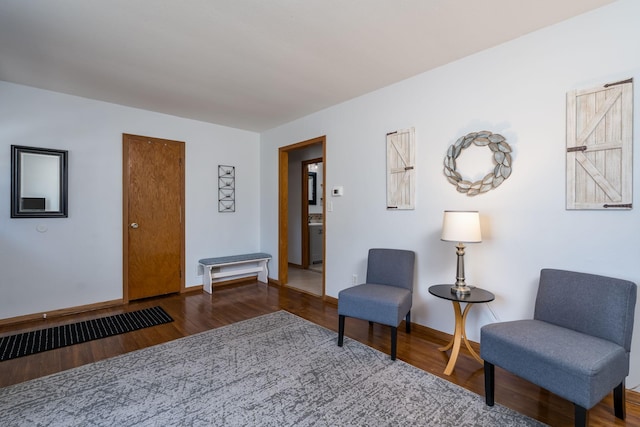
[{"xmin": 278, "ymin": 136, "xmax": 325, "ymax": 297}]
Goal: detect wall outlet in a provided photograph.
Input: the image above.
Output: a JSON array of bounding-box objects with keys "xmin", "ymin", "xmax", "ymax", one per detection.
[{"xmin": 352, "ymin": 274, "xmax": 357, "ymax": 285}]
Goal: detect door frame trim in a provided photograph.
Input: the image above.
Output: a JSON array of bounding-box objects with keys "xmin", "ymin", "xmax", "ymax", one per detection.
[
  {"xmin": 122, "ymin": 133, "xmax": 186, "ymax": 303},
  {"xmin": 278, "ymin": 136, "xmax": 325, "ymax": 288}
]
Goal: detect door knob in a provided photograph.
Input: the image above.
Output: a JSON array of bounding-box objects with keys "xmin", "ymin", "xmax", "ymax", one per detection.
[{"xmin": 130, "ymin": 222, "xmax": 139, "ymax": 229}]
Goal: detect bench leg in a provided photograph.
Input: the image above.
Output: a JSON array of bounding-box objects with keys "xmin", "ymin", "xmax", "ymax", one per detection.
[
  {"xmin": 405, "ymin": 311, "xmax": 411, "ymax": 333},
  {"xmin": 338, "ymin": 315, "xmax": 345, "ymax": 347},
  {"xmin": 574, "ymin": 405, "xmax": 588, "ymax": 427},
  {"xmin": 257, "ymin": 260, "xmax": 268, "ymax": 283},
  {"xmin": 390, "ymin": 326, "xmax": 397, "ymax": 361},
  {"xmin": 614, "ymin": 381, "xmax": 626, "ymax": 420},
  {"xmin": 484, "ymin": 361, "xmax": 495, "ymax": 406},
  {"xmin": 203, "ymin": 266, "xmax": 213, "ymax": 294}
]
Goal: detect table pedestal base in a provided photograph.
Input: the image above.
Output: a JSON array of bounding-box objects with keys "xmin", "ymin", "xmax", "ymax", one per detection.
[{"xmin": 438, "ymin": 301, "xmax": 483, "ymax": 375}]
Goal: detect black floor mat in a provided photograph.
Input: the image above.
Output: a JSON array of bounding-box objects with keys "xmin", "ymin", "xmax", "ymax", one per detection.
[{"xmin": 0, "ymin": 306, "xmax": 173, "ymax": 361}]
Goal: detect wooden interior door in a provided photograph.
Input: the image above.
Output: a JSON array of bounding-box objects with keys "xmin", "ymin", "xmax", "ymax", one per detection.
[
  {"xmin": 301, "ymin": 161, "xmax": 310, "ymax": 270},
  {"xmin": 123, "ymin": 134, "xmax": 185, "ymax": 301},
  {"xmin": 301, "ymin": 157, "xmax": 322, "ymax": 269}
]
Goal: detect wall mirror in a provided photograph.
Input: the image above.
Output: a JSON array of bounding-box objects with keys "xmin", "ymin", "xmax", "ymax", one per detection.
[{"xmin": 11, "ymin": 145, "xmax": 68, "ymax": 218}]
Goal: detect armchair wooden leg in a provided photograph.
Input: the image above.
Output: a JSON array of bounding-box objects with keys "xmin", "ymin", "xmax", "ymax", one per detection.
[
  {"xmin": 614, "ymin": 381, "xmax": 626, "ymax": 420},
  {"xmin": 405, "ymin": 311, "xmax": 411, "ymax": 333},
  {"xmin": 484, "ymin": 361, "xmax": 495, "ymax": 406},
  {"xmin": 338, "ymin": 315, "xmax": 345, "ymax": 347},
  {"xmin": 574, "ymin": 405, "xmax": 588, "ymax": 427},
  {"xmin": 390, "ymin": 326, "xmax": 397, "ymax": 360}
]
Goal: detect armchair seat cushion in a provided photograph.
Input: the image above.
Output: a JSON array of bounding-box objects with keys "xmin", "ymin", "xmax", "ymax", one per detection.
[
  {"xmin": 482, "ymin": 319, "xmax": 628, "ymax": 409},
  {"xmin": 338, "ymin": 283, "xmax": 412, "ymax": 327}
]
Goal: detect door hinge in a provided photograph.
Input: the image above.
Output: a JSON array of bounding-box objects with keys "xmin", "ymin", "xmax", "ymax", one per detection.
[
  {"xmin": 567, "ymin": 146, "xmax": 587, "ymax": 152},
  {"xmin": 604, "ymin": 77, "xmax": 633, "ymax": 88},
  {"xmin": 603, "ymin": 203, "xmax": 632, "ymax": 208}
]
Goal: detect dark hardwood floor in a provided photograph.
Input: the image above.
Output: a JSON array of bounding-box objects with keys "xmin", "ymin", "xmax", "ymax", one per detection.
[{"xmin": 1, "ymin": 282, "xmax": 638, "ymax": 427}]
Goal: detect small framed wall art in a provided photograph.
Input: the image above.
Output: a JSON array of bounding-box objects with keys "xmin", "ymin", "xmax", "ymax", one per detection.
[
  {"xmin": 386, "ymin": 127, "xmax": 415, "ymax": 210},
  {"xmin": 218, "ymin": 165, "xmax": 235, "ymax": 212}
]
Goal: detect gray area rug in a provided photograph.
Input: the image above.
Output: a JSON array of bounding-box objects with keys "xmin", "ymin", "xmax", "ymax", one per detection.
[{"xmin": 0, "ymin": 310, "xmax": 546, "ymax": 426}]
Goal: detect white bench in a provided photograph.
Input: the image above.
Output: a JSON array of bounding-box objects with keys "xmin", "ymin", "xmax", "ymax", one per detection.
[{"xmin": 198, "ymin": 252, "xmax": 271, "ymax": 294}]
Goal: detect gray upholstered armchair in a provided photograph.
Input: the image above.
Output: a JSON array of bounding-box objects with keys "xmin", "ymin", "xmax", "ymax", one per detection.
[
  {"xmin": 337, "ymin": 248, "xmax": 415, "ymax": 360},
  {"xmin": 481, "ymin": 269, "xmax": 637, "ymax": 427}
]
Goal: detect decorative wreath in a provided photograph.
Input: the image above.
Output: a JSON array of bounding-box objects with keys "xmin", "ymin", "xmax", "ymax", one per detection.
[{"xmin": 443, "ymin": 131, "xmax": 512, "ymax": 196}]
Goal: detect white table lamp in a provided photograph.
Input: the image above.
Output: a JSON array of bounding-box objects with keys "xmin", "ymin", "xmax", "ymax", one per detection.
[{"xmin": 441, "ymin": 210, "xmax": 482, "ymax": 295}]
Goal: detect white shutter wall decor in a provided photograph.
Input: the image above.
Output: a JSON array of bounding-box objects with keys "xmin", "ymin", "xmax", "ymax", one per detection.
[
  {"xmin": 386, "ymin": 128, "xmax": 415, "ymax": 210},
  {"xmin": 566, "ymin": 78, "xmax": 633, "ymax": 210}
]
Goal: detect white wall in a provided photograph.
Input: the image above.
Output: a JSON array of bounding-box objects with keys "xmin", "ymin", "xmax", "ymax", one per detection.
[
  {"xmin": 261, "ymin": 0, "xmax": 640, "ymax": 389},
  {"xmin": 0, "ymin": 82, "xmax": 261, "ymax": 319}
]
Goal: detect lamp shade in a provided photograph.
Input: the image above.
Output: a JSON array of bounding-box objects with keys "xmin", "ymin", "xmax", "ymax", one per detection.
[{"xmin": 441, "ymin": 210, "xmax": 482, "ymax": 243}]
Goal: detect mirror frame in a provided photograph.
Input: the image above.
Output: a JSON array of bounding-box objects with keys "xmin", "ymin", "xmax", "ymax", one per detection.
[{"xmin": 11, "ymin": 145, "xmax": 68, "ymax": 218}]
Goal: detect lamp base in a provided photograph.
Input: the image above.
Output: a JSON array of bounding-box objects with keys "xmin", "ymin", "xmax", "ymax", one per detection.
[
  {"xmin": 451, "ymin": 284, "xmax": 471, "ymax": 295},
  {"xmin": 450, "ymin": 242, "xmax": 472, "ymax": 295}
]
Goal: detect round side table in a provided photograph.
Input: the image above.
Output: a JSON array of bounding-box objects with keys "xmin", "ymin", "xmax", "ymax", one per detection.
[{"xmin": 428, "ymin": 284, "xmax": 495, "ymax": 375}]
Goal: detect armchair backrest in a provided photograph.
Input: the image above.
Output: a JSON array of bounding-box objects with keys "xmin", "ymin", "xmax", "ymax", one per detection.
[
  {"xmin": 534, "ymin": 268, "xmax": 637, "ymax": 351},
  {"xmin": 366, "ymin": 248, "xmax": 415, "ymax": 291}
]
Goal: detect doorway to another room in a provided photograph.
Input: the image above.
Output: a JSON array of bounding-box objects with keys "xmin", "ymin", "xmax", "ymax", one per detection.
[{"xmin": 278, "ymin": 136, "xmax": 325, "ymax": 297}]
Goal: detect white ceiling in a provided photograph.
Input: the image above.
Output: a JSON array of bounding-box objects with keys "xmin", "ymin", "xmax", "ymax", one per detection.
[{"xmin": 0, "ymin": 0, "xmax": 615, "ymax": 132}]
